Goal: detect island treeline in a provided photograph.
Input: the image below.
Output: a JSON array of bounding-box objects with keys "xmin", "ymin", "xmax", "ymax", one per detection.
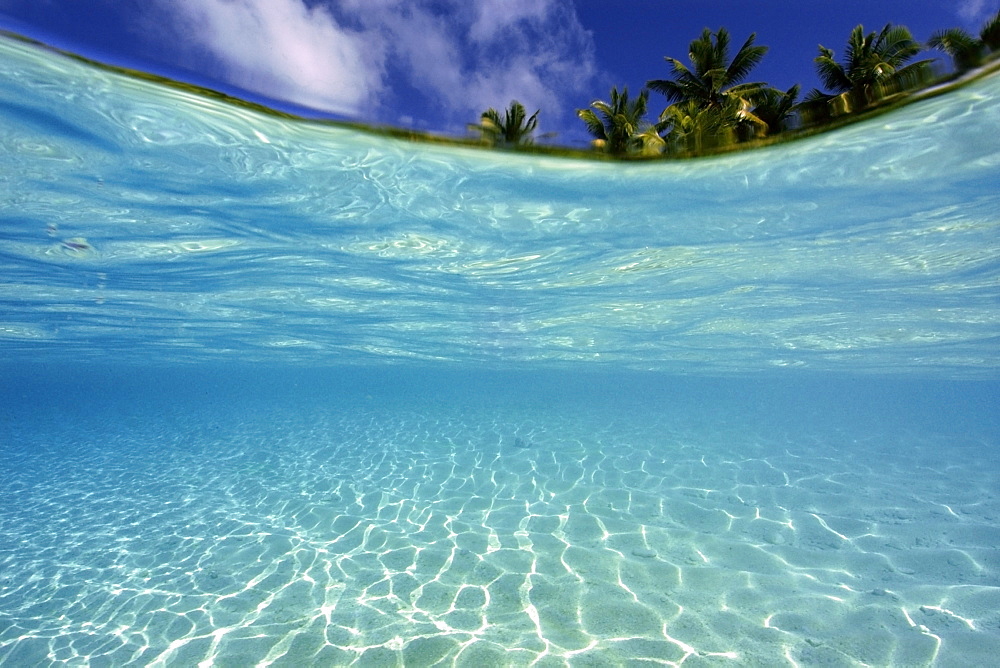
[{"xmin": 470, "ymin": 12, "xmax": 1000, "ymax": 158}]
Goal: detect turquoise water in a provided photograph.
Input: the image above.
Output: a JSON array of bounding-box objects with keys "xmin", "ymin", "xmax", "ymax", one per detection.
[{"xmin": 1, "ymin": 34, "xmax": 999, "ymax": 666}]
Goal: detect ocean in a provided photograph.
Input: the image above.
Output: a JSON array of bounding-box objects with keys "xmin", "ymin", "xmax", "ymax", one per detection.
[{"xmin": 1, "ymin": 34, "xmax": 999, "ymax": 666}]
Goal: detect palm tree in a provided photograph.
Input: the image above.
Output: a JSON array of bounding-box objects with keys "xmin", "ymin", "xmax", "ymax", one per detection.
[
  {"xmin": 752, "ymin": 84, "xmax": 801, "ymax": 135},
  {"xmin": 577, "ymin": 86, "xmax": 657, "ymax": 155},
  {"xmin": 812, "ymin": 24, "xmax": 933, "ymax": 107},
  {"xmin": 928, "ymin": 29, "xmax": 985, "ymax": 71},
  {"xmin": 659, "ymin": 100, "xmax": 733, "ymax": 155},
  {"xmin": 928, "ymin": 10, "xmax": 1000, "ymax": 71},
  {"xmin": 983, "ymin": 10, "xmax": 1000, "ymax": 50},
  {"xmin": 659, "ymin": 94, "xmax": 773, "ymax": 154},
  {"xmin": 647, "ymin": 27, "xmax": 769, "ymax": 110},
  {"xmin": 632, "ymin": 125, "xmax": 667, "ymax": 156},
  {"xmin": 470, "ymin": 100, "xmax": 539, "ymax": 147},
  {"xmin": 647, "ymin": 27, "xmax": 770, "ymax": 147}
]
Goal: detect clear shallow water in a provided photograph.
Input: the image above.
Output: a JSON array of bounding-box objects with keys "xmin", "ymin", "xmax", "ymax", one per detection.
[
  {"xmin": 2, "ymin": 37, "xmax": 999, "ymax": 373},
  {"xmin": 1, "ymin": 34, "xmax": 1000, "ymax": 667}
]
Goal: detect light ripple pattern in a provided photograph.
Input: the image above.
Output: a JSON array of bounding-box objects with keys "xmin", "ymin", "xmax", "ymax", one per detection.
[
  {"xmin": 0, "ymin": 36, "xmax": 999, "ymax": 374},
  {"xmin": 1, "ymin": 371, "xmax": 998, "ymax": 666}
]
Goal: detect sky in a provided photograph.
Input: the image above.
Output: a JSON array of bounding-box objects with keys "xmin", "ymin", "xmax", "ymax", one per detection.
[{"xmin": 1, "ymin": 0, "xmax": 997, "ymax": 146}]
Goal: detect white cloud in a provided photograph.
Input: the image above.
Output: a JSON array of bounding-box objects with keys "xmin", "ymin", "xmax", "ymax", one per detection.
[
  {"xmin": 957, "ymin": 0, "xmax": 991, "ymax": 23},
  {"xmin": 468, "ymin": 0, "xmax": 551, "ymax": 43},
  {"xmin": 152, "ymin": 0, "xmax": 598, "ymax": 133},
  {"xmin": 164, "ymin": 0, "xmax": 384, "ymax": 115},
  {"xmin": 346, "ymin": 0, "xmax": 597, "ymax": 132}
]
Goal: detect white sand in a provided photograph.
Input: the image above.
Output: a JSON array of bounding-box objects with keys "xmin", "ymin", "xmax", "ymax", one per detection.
[{"xmin": 1, "ymin": 399, "xmax": 997, "ymax": 666}]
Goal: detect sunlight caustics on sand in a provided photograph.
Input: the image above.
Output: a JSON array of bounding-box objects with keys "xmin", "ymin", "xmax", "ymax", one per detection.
[{"xmin": 2, "ymin": 376, "xmax": 998, "ymax": 666}]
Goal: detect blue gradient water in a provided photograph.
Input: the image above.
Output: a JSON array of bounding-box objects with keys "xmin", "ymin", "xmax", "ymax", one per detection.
[{"xmin": 1, "ymin": 35, "xmax": 999, "ymax": 666}]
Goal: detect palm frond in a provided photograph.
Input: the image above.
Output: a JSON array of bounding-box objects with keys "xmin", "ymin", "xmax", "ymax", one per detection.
[
  {"xmin": 814, "ymin": 45, "xmax": 851, "ymax": 92},
  {"xmin": 875, "ymin": 25, "xmax": 922, "ymax": 66},
  {"xmin": 883, "ymin": 59, "xmax": 937, "ymax": 93},
  {"xmin": 689, "ymin": 28, "xmax": 721, "ymax": 77},
  {"xmin": 646, "ymin": 77, "xmax": 684, "ymax": 104},
  {"xmin": 481, "ymin": 108, "xmax": 502, "ymax": 128},
  {"xmin": 802, "ymin": 88, "xmax": 831, "ymax": 103},
  {"xmin": 928, "ymin": 28, "xmax": 979, "ymax": 54},
  {"xmin": 576, "ymin": 108, "xmax": 607, "ymax": 141},
  {"xmin": 981, "ymin": 9, "xmax": 1000, "ymax": 50},
  {"xmin": 647, "ymin": 59, "xmax": 699, "ymax": 104},
  {"xmin": 632, "ymin": 126, "xmax": 665, "ymax": 156},
  {"xmin": 592, "ymin": 100, "xmax": 615, "ymax": 127},
  {"xmin": 725, "ymin": 81, "xmax": 769, "ymax": 100},
  {"xmin": 726, "ymin": 33, "xmax": 768, "ymax": 84},
  {"xmin": 524, "ymin": 110, "xmax": 539, "ymax": 133},
  {"xmin": 712, "ymin": 27, "xmax": 731, "ymax": 64},
  {"xmin": 843, "ymin": 25, "xmax": 870, "ymax": 79}
]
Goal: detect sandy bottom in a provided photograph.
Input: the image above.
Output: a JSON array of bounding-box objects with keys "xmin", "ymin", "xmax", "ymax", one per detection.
[{"xmin": 1, "ymin": 391, "xmax": 998, "ymax": 666}]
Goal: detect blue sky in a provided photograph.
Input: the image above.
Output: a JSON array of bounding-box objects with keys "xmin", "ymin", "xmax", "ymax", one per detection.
[{"xmin": 1, "ymin": 0, "xmax": 997, "ymax": 146}]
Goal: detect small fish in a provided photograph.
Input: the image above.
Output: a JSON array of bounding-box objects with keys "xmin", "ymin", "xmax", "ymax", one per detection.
[{"xmin": 60, "ymin": 237, "xmax": 94, "ymax": 254}]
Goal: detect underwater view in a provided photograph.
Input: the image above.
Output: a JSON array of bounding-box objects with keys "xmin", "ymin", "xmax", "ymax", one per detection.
[{"xmin": 1, "ymin": 33, "xmax": 999, "ymax": 666}]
